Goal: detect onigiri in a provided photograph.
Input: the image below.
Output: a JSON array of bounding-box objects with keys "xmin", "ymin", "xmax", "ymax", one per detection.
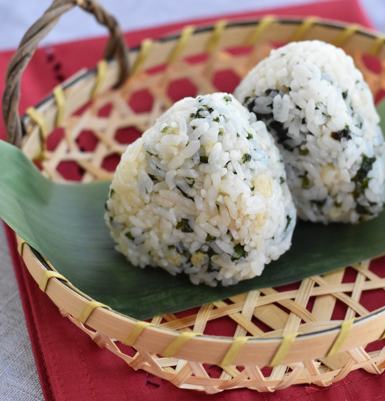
[
  {"xmin": 235, "ymin": 40, "xmax": 385, "ymax": 223},
  {"xmin": 105, "ymin": 93, "xmax": 296, "ymax": 286}
]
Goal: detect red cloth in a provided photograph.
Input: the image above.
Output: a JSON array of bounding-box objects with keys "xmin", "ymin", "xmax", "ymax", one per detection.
[{"xmin": 2, "ymin": 0, "xmax": 385, "ymax": 400}]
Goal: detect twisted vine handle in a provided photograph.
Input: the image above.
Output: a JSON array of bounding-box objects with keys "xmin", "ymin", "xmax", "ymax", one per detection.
[{"xmin": 2, "ymin": 0, "xmax": 129, "ymax": 147}]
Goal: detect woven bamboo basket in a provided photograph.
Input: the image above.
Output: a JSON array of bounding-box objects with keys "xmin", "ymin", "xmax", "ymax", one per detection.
[{"xmin": 3, "ymin": 0, "xmax": 385, "ymax": 394}]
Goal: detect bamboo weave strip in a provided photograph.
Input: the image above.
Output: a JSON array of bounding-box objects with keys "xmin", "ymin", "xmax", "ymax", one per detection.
[
  {"xmin": 162, "ymin": 332, "xmax": 202, "ymax": 357},
  {"xmin": 327, "ymin": 318, "xmax": 356, "ymax": 357},
  {"xmin": 53, "ymin": 85, "xmax": 66, "ymax": 127},
  {"xmin": 123, "ymin": 321, "xmax": 154, "ymax": 346},
  {"xmin": 130, "ymin": 39, "xmax": 153, "ymax": 77},
  {"xmin": 39, "ymin": 270, "xmax": 68, "ymax": 292},
  {"xmin": 290, "ymin": 17, "xmax": 317, "ymax": 42},
  {"xmin": 333, "ymin": 24, "xmax": 360, "ymax": 47},
  {"xmin": 370, "ymin": 35, "xmax": 385, "ymax": 56},
  {"xmin": 206, "ymin": 20, "xmax": 227, "ymax": 53},
  {"xmin": 26, "ymin": 107, "xmax": 48, "ymax": 139},
  {"xmin": 91, "ymin": 60, "xmax": 108, "ymax": 98},
  {"xmin": 244, "ymin": 16, "xmax": 275, "ymax": 45},
  {"xmin": 78, "ymin": 301, "xmax": 111, "ymax": 324},
  {"xmin": 168, "ymin": 26, "xmax": 195, "ymax": 64}
]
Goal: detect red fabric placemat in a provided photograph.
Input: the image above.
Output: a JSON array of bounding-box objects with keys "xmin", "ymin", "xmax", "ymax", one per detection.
[{"xmin": 2, "ymin": 0, "xmax": 385, "ymax": 400}]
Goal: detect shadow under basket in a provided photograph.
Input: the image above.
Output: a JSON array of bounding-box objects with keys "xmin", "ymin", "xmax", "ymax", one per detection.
[{"xmin": 14, "ymin": 16, "xmax": 385, "ymax": 393}]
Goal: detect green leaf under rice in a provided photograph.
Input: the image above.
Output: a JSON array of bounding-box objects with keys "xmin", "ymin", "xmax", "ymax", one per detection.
[{"xmin": 1, "ymin": 98, "xmax": 385, "ymax": 320}]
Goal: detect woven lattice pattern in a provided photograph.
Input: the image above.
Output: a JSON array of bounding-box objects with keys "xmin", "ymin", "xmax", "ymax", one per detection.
[
  {"xmin": 20, "ymin": 21, "xmax": 385, "ymax": 393},
  {"xmin": 40, "ymin": 43, "xmax": 275, "ymax": 181},
  {"xmin": 41, "ymin": 48, "xmax": 385, "ymax": 183},
  {"xmin": 58, "ymin": 258, "xmax": 385, "ymax": 393}
]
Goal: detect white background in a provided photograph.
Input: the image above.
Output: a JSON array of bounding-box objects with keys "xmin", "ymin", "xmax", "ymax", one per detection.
[
  {"xmin": 0, "ymin": 0, "xmax": 385, "ymax": 51},
  {"xmin": 0, "ymin": 1, "xmax": 383, "ymax": 400}
]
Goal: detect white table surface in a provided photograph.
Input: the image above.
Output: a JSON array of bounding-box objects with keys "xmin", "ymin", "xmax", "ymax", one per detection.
[{"xmin": 0, "ymin": 0, "xmax": 384, "ymax": 400}]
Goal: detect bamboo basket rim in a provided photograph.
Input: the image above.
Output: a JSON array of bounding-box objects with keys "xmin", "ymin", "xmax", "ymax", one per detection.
[
  {"xmin": 18, "ymin": 16, "xmax": 385, "ymax": 133},
  {"xmin": 9, "ymin": 11, "xmax": 385, "ymax": 391},
  {"xmin": 25, "ymin": 242, "xmax": 385, "ymax": 344},
  {"xmin": 18, "ymin": 241, "xmax": 385, "ymax": 366}
]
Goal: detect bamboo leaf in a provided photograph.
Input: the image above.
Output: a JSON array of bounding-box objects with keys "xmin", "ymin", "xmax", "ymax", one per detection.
[{"xmin": 1, "ymin": 99, "xmax": 385, "ymax": 319}]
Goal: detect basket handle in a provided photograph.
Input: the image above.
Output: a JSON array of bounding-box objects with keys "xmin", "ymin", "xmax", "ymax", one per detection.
[{"xmin": 2, "ymin": 0, "xmax": 129, "ymax": 148}]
